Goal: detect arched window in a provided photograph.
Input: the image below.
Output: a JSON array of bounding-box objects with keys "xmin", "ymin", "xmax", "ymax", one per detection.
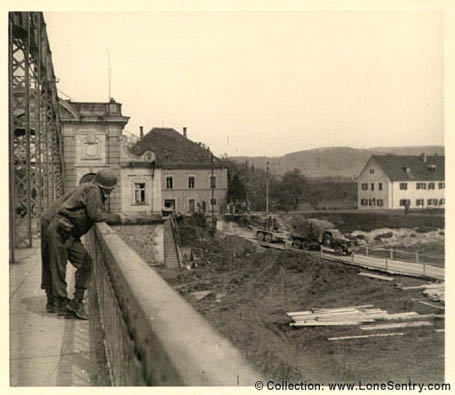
[{"xmin": 79, "ymin": 173, "xmax": 96, "ymax": 185}]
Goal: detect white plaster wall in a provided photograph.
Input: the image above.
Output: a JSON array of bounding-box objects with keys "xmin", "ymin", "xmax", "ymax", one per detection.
[
  {"xmin": 390, "ymin": 181, "xmax": 445, "ymax": 209},
  {"xmin": 120, "ymin": 167, "xmax": 162, "ymax": 217},
  {"xmin": 357, "ymin": 158, "xmax": 391, "ymax": 209}
]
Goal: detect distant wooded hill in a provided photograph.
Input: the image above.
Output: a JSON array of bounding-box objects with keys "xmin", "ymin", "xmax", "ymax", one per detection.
[{"xmin": 229, "ymin": 146, "xmax": 445, "ymax": 178}]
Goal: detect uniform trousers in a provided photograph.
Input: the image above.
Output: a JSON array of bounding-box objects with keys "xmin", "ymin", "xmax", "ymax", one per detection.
[{"xmin": 40, "ymin": 216, "xmax": 93, "ymax": 298}]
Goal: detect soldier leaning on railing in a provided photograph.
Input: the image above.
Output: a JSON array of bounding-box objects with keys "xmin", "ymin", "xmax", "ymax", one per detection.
[{"xmin": 40, "ymin": 168, "xmax": 118, "ymax": 320}]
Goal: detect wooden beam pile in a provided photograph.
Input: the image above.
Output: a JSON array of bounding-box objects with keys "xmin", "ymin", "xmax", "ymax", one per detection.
[
  {"xmin": 398, "ymin": 282, "xmax": 445, "ymax": 303},
  {"xmin": 287, "ymin": 305, "xmax": 441, "ymax": 327},
  {"xmin": 423, "ymin": 284, "xmax": 445, "ymax": 303},
  {"xmin": 288, "ymin": 305, "xmax": 383, "ymax": 327}
]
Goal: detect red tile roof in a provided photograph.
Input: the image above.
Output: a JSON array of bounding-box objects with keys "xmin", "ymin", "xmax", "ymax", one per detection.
[{"xmin": 130, "ymin": 128, "xmax": 225, "ymax": 169}]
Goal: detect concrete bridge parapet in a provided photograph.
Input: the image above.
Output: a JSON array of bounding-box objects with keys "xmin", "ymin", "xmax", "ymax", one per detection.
[{"xmin": 86, "ymin": 222, "xmax": 262, "ymax": 385}]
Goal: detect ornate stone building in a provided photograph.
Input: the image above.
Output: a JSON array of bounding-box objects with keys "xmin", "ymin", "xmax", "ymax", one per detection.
[
  {"xmin": 59, "ymin": 98, "xmax": 129, "ymax": 213},
  {"xmin": 59, "ymin": 99, "xmax": 228, "ymax": 220}
]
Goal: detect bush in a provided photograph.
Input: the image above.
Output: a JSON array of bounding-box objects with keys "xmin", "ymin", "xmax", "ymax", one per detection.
[{"xmin": 192, "ymin": 211, "xmax": 207, "ymax": 228}]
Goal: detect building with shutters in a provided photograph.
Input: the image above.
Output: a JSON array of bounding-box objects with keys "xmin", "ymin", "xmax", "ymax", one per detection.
[
  {"xmin": 357, "ymin": 153, "xmax": 445, "ymax": 210},
  {"xmin": 125, "ymin": 127, "xmax": 228, "ymax": 220},
  {"xmin": 59, "ymin": 99, "xmax": 228, "ymax": 220}
]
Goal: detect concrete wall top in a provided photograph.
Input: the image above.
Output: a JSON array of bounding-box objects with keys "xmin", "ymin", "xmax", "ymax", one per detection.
[{"xmin": 91, "ymin": 222, "xmax": 262, "ymax": 385}]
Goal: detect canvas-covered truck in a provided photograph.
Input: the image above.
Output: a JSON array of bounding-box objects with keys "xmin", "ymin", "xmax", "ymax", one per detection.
[
  {"xmin": 290, "ymin": 218, "xmax": 352, "ymax": 255},
  {"xmin": 252, "ymin": 215, "xmax": 288, "ymax": 244}
]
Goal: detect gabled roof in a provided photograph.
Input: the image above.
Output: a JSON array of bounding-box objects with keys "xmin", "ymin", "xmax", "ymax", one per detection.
[
  {"xmin": 129, "ymin": 127, "xmax": 225, "ymax": 169},
  {"xmin": 370, "ymin": 154, "xmax": 444, "ymax": 181}
]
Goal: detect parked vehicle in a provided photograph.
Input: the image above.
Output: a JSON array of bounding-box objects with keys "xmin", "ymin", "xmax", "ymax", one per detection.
[
  {"xmin": 252, "ymin": 215, "xmax": 288, "ymax": 244},
  {"xmin": 290, "ymin": 218, "xmax": 352, "ymax": 255}
]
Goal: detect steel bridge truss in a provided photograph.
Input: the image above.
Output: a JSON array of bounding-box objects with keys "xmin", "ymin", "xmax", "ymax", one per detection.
[{"xmin": 9, "ymin": 12, "xmax": 65, "ymax": 258}]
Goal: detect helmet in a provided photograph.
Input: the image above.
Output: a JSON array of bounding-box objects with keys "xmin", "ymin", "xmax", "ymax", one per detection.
[{"xmin": 94, "ymin": 168, "xmax": 117, "ymax": 190}]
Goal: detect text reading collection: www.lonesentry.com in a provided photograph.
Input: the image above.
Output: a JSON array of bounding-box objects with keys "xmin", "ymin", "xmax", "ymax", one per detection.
[{"xmin": 254, "ymin": 380, "xmax": 451, "ymax": 392}]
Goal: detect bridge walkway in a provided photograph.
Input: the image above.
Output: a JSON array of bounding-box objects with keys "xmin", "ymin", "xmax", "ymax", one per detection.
[{"xmin": 9, "ymin": 240, "xmax": 110, "ymax": 386}]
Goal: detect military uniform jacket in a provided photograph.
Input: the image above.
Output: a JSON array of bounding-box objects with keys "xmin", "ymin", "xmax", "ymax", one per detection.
[{"xmin": 53, "ymin": 182, "xmax": 110, "ymax": 239}]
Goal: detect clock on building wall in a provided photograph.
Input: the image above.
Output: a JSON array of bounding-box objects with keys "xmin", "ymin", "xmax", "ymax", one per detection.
[{"xmin": 143, "ymin": 151, "xmax": 156, "ymax": 163}]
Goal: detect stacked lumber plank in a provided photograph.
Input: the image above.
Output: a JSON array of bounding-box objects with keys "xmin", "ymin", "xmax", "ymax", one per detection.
[
  {"xmin": 423, "ymin": 283, "xmax": 444, "ymax": 303},
  {"xmin": 398, "ymin": 282, "xmax": 445, "ymax": 303},
  {"xmin": 288, "ymin": 305, "xmax": 383, "ymax": 327},
  {"xmin": 287, "ymin": 305, "xmax": 441, "ymax": 327}
]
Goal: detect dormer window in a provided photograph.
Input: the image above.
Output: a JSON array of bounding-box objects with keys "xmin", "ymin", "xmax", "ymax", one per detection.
[
  {"xmin": 402, "ymin": 166, "xmax": 411, "ymax": 174},
  {"xmin": 428, "ymin": 165, "xmax": 436, "ymax": 172}
]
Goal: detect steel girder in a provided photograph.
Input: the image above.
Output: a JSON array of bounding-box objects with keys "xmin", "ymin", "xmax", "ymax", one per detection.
[{"xmin": 9, "ymin": 12, "xmax": 65, "ymax": 258}]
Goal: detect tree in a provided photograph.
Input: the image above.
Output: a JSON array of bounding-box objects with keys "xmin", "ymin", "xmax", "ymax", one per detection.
[
  {"xmin": 272, "ymin": 168, "xmax": 308, "ymax": 211},
  {"xmin": 227, "ymin": 173, "xmax": 247, "ymax": 202}
]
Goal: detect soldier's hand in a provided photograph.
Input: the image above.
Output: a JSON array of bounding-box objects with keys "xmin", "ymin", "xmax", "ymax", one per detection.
[
  {"xmin": 57, "ymin": 217, "xmax": 73, "ymax": 242},
  {"xmin": 58, "ymin": 227, "xmax": 72, "ymax": 242}
]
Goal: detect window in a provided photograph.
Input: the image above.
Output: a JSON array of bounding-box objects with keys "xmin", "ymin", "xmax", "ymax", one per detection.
[
  {"xmin": 134, "ymin": 183, "xmax": 146, "ymax": 204},
  {"xmin": 166, "ymin": 176, "xmax": 173, "ymax": 189},
  {"xmin": 361, "ymin": 199, "xmax": 368, "ymax": 206},
  {"xmin": 371, "ymin": 183, "xmax": 375, "ymax": 191},
  {"xmin": 378, "ymin": 183, "xmax": 382, "ymax": 191},
  {"xmin": 361, "ymin": 183, "xmax": 368, "ymax": 191},
  {"xmin": 439, "ymin": 182, "xmax": 445, "ymax": 189},
  {"xmin": 210, "ymin": 175, "xmax": 217, "ymax": 189},
  {"xmin": 188, "ymin": 176, "xmax": 195, "ymax": 189},
  {"xmin": 400, "ymin": 199, "xmax": 411, "ymax": 207},
  {"xmin": 188, "ymin": 199, "xmax": 196, "ymax": 213},
  {"xmin": 416, "ymin": 182, "xmax": 426, "ymax": 190},
  {"xmin": 428, "ymin": 182, "xmax": 435, "ymax": 190},
  {"xmin": 427, "ymin": 199, "xmax": 438, "ymax": 206},
  {"xmin": 369, "ymin": 169, "xmax": 375, "ymax": 174},
  {"xmin": 416, "ymin": 199, "xmax": 424, "ymax": 207},
  {"xmin": 439, "ymin": 199, "xmax": 445, "ymax": 206},
  {"xmin": 368, "ymin": 198, "xmax": 376, "ymax": 206},
  {"xmin": 400, "ymin": 183, "xmax": 408, "ymax": 190},
  {"xmin": 377, "ymin": 199, "xmax": 384, "ymax": 207},
  {"xmin": 164, "ymin": 199, "xmax": 175, "ymax": 209}
]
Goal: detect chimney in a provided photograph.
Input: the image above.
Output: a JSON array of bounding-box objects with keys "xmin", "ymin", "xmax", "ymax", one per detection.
[
  {"xmin": 140, "ymin": 126, "xmax": 144, "ymax": 139},
  {"xmin": 420, "ymin": 152, "xmax": 427, "ymax": 162},
  {"xmin": 183, "ymin": 126, "xmax": 187, "ymax": 138}
]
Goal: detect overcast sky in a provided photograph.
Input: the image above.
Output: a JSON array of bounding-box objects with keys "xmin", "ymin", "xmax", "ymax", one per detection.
[{"xmin": 44, "ymin": 10, "xmax": 443, "ymax": 157}]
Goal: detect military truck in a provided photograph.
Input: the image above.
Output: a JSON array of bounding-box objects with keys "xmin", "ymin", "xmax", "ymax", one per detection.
[
  {"xmin": 252, "ymin": 215, "xmax": 288, "ymax": 244},
  {"xmin": 290, "ymin": 218, "xmax": 352, "ymax": 255}
]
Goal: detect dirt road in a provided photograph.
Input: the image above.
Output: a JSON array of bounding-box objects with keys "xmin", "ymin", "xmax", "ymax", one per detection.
[{"xmin": 217, "ymin": 219, "xmax": 444, "ymax": 281}]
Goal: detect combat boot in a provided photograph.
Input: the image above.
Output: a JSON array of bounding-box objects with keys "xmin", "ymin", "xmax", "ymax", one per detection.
[
  {"xmin": 45, "ymin": 289, "xmax": 55, "ymax": 313},
  {"xmin": 67, "ymin": 288, "xmax": 88, "ymax": 320},
  {"xmin": 56, "ymin": 297, "xmax": 70, "ymax": 316}
]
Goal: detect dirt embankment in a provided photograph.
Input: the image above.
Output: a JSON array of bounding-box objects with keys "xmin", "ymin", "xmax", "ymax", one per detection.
[{"xmin": 115, "ymin": 217, "xmax": 444, "ymax": 383}]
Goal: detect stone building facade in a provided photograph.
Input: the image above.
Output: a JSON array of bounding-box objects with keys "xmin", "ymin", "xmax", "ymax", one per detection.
[
  {"xmin": 59, "ymin": 99, "xmax": 129, "ymax": 213},
  {"xmin": 59, "ymin": 100, "xmax": 228, "ymax": 220}
]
